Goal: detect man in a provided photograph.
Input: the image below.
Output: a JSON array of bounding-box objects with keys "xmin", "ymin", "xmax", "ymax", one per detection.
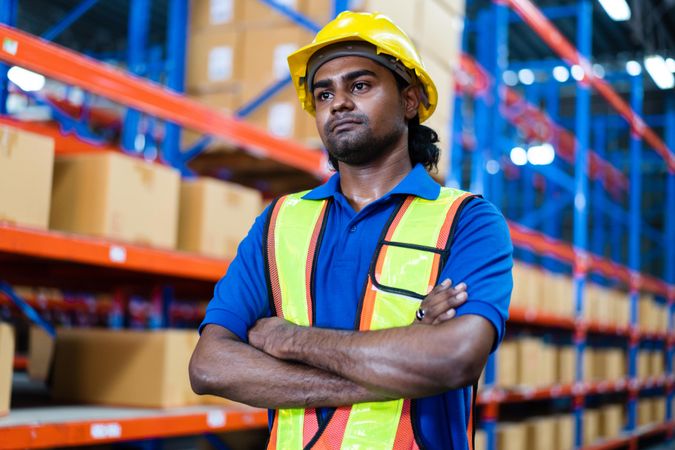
[{"xmin": 190, "ymin": 11, "xmax": 512, "ymax": 450}]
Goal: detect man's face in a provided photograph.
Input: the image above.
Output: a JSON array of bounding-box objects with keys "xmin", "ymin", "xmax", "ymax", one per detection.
[{"xmin": 311, "ymin": 56, "xmax": 410, "ymax": 167}]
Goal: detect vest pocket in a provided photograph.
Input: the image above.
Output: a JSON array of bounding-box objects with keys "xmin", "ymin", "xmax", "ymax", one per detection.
[{"xmin": 370, "ymin": 241, "xmax": 446, "ymax": 299}]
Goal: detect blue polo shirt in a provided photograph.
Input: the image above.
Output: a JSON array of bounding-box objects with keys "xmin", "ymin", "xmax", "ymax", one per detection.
[{"xmin": 200, "ymin": 163, "xmax": 513, "ymax": 450}]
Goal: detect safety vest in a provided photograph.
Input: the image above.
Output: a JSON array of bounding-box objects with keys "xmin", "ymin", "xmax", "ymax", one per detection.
[{"xmin": 264, "ymin": 187, "xmax": 476, "ymax": 450}]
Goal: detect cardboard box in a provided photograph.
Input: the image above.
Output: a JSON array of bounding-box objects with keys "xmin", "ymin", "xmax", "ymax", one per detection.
[
  {"xmin": 0, "ymin": 126, "xmax": 55, "ymax": 229},
  {"xmin": 638, "ymin": 351, "xmax": 650, "ymax": 380},
  {"xmin": 583, "ymin": 409, "xmax": 600, "ymax": 446},
  {"xmin": 190, "ymin": 0, "xmax": 245, "ymax": 30},
  {"xmin": 0, "ymin": 322, "xmax": 14, "ymax": 416},
  {"xmin": 650, "ymin": 351, "xmax": 664, "ymax": 377},
  {"xmin": 52, "ymin": 328, "xmax": 205, "ymax": 408},
  {"xmin": 242, "ymin": 0, "xmax": 302, "ymax": 26},
  {"xmin": 526, "ymin": 417, "xmax": 556, "ymax": 450},
  {"xmin": 474, "ymin": 429, "xmax": 486, "ymax": 450},
  {"xmin": 511, "ymin": 263, "xmax": 542, "ymax": 311},
  {"xmin": 556, "ymin": 346, "xmax": 575, "ymax": 385},
  {"xmin": 28, "ymin": 326, "xmax": 55, "ymax": 382},
  {"xmin": 50, "ymin": 152, "xmax": 181, "ymax": 249},
  {"xmin": 653, "ymin": 398, "xmax": 666, "ymax": 423},
  {"xmin": 497, "ymin": 339, "xmax": 517, "ymax": 387},
  {"xmin": 555, "ymin": 414, "xmax": 574, "ymax": 450},
  {"xmin": 517, "ymin": 337, "xmax": 555, "ymax": 387},
  {"xmin": 638, "ymin": 399, "xmax": 653, "ymax": 426},
  {"xmin": 415, "ymin": 0, "xmax": 463, "ymax": 69},
  {"xmin": 182, "ymin": 90, "xmax": 242, "ymax": 148},
  {"xmin": 497, "ymin": 423, "xmax": 527, "ymax": 450},
  {"xmin": 187, "ymin": 30, "xmax": 242, "ymax": 93},
  {"xmin": 599, "ymin": 404, "xmax": 623, "ymax": 438},
  {"xmin": 178, "ymin": 177, "xmax": 262, "ymax": 259},
  {"xmin": 239, "ymin": 25, "xmax": 319, "ymax": 144}
]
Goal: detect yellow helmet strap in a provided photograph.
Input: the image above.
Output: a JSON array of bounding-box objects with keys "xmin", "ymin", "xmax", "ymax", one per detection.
[{"xmin": 304, "ymin": 41, "xmax": 424, "ymax": 103}]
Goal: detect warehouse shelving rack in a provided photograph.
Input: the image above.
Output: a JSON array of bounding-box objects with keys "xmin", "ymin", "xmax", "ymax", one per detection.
[
  {"xmin": 0, "ymin": 0, "xmax": 673, "ymax": 449},
  {"xmin": 458, "ymin": 1, "xmax": 675, "ymax": 449}
]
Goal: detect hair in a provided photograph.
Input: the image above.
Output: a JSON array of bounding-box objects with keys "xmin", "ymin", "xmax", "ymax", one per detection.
[{"xmin": 327, "ymin": 73, "xmax": 440, "ymax": 172}]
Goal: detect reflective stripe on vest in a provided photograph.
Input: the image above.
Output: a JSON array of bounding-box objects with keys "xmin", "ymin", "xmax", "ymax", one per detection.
[{"xmin": 265, "ymin": 188, "xmax": 475, "ymax": 450}]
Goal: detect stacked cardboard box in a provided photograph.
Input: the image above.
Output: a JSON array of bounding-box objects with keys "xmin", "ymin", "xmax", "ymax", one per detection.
[
  {"xmin": 51, "ymin": 328, "xmax": 227, "ymax": 408},
  {"xmin": 599, "ymin": 404, "xmax": 624, "ymax": 438},
  {"xmin": 511, "ymin": 262, "xmax": 544, "ymax": 312},
  {"xmin": 497, "ymin": 423, "xmax": 527, "ymax": 450},
  {"xmin": 637, "ymin": 399, "xmax": 653, "ymax": 426},
  {"xmin": 0, "ymin": 126, "xmax": 55, "ymax": 229},
  {"xmin": 525, "ymin": 417, "xmax": 556, "ymax": 450},
  {"xmin": 186, "ymin": 0, "xmax": 466, "ymax": 173},
  {"xmin": 583, "ymin": 409, "xmax": 600, "ymax": 446},
  {"xmin": 496, "ymin": 339, "xmax": 518, "ymax": 387},
  {"xmin": 178, "ymin": 177, "xmax": 263, "ymax": 259},
  {"xmin": 555, "ymin": 414, "xmax": 574, "ymax": 450},
  {"xmin": 474, "ymin": 429, "xmax": 486, "ymax": 450},
  {"xmin": 0, "ymin": 322, "xmax": 14, "ymax": 416},
  {"xmin": 556, "ymin": 345, "xmax": 576, "ymax": 385},
  {"xmin": 517, "ymin": 337, "xmax": 556, "ymax": 387},
  {"xmin": 652, "ymin": 398, "xmax": 666, "ymax": 423},
  {"xmin": 50, "ymin": 152, "xmax": 181, "ymax": 249}
]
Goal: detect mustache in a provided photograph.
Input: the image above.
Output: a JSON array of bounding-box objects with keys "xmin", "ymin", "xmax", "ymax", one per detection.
[{"xmin": 325, "ymin": 114, "xmax": 369, "ymax": 133}]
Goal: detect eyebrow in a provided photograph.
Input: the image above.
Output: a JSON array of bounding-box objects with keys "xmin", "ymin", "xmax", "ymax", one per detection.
[{"xmin": 312, "ymin": 69, "xmax": 378, "ymax": 91}]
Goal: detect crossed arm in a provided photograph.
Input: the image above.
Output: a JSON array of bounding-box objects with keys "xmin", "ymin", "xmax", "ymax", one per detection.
[{"xmin": 189, "ymin": 282, "xmax": 495, "ymax": 409}]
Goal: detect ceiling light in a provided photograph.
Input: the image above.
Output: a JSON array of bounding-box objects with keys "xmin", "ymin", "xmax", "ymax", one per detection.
[
  {"xmin": 571, "ymin": 65, "xmax": 585, "ymax": 81},
  {"xmin": 503, "ymin": 70, "xmax": 518, "ymax": 86},
  {"xmin": 527, "ymin": 143, "xmax": 556, "ymax": 166},
  {"xmin": 518, "ymin": 68, "xmax": 535, "ymax": 86},
  {"xmin": 552, "ymin": 66, "xmax": 570, "ymax": 83},
  {"xmin": 667, "ymin": 58, "xmax": 675, "ymax": 72},
  {"xmin": 626, "ymin": 60, "xmax": 642, "ymax": 76},
  {"xmin": 592, "ymin": 64, "xmax": 605, "ymax": 78},
  {"xmin": 486, "ymin": 160, "xmax": 500, "ymax": 175},
  {"xmin": 510, "ymin": 147, "xmax": 528, "ymax": 166},
  {"xmin": 598, "ymin": 0, "xmax": 631, "ymax": 21},
  {"xmin": 644, "ymin": 55, "xmax": 675, "ymax": 90},
  {"xmin": 7, "ymin": 66, "xmax": 46, "ymax": 92}
]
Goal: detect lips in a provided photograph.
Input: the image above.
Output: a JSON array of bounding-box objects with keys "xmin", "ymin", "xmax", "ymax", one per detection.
[{"xmin": 329, "ymin": 117, "xmax": 363, "ymax": 132}]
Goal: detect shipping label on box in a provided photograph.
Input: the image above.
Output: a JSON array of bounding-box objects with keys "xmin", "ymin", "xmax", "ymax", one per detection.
[{"xmin": 0, "ymin": 126, "xmax": 55, "ymax": 229}]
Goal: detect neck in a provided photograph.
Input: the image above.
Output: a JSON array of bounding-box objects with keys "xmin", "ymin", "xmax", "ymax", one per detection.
[{"xmin": 338, "ymin": 142, "xmax": 413, "ymax": 212}]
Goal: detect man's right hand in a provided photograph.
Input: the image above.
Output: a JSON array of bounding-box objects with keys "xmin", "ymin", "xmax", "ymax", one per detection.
[{"xmin": 415, "ymin": 279, "xmax": 468, "ymax": 325}]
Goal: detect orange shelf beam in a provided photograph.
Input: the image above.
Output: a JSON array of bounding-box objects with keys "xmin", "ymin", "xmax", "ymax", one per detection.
[
  {"xmin": 508, "ymin": 221, "xmax": 672, "ymax": 298},
  {"xmin": 0, "ymin": 25, "xmax": 327, "ymax": 177},
  {"xmin": 0, "ymin": 224, "xmax": 227, "ymax": 282},
  {"xmin": 0, "ymin": 407, "xmax": 267, "ymax": 449},
  {"xmin": 505, "ymin": 0, "xmax": 675, "ymax": 173}
]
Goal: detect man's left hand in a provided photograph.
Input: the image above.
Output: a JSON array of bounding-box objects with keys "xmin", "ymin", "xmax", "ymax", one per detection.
[{"xmin": 249, "ymin": 316, "xmax": 298, "ymax": 358}]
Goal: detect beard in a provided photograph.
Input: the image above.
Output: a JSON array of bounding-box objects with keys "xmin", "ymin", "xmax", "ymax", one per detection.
[{"xmin": 323, "ymin": 113, "xmax": 406, "ymax": 167}]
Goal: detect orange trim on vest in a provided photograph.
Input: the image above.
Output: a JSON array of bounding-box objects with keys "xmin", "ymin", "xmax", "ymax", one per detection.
[
  {"xmin": 268, "ymin": 410, "xmax": 280, "ymax": 450},
  {"xmin": 467, "ymin": 386, "xmax": 474, "ymax": 450},
  {"xmin": 267, "ymin": 199, "xmax": 285, "ymax": 317},
  {"xmin": 311, "ymin": 406, "xmax": 350, "ymax": 449},
  {"xmin": 304, "ymin": 202, "xmax": 329, "ymax": 326},
  {"xmin": 303, "ymin": 408, "xmax": 320, "ymax": 447},
  {"xmin": 436, "ymin": 192, "xmax": 474, "ymax": 249}
]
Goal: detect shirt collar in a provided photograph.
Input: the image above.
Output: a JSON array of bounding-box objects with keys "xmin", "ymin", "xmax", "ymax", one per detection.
[{"xmin": 302, "ymin": 163, "xmax": 441, "ymax": 201}]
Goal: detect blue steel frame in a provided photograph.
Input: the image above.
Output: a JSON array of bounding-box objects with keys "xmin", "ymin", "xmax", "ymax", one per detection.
[
  {"xmin": 460, "ymin": 1, "xmax": 675, "ymax": 449},
  {"xmin": 0, "ymin": 0, "xmax": 17, "ymax": 115}
]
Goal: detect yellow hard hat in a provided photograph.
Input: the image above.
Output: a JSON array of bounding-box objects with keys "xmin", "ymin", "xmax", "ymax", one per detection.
[{"xmin": 287, "ymin": 11, "xmax": 438, "ymax": 123}]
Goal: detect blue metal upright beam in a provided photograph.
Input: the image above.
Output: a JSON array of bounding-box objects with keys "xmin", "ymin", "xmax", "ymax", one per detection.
[
  {"xmin": 572, "ymin": 2, "xmax": 591, "ymax": 448},
  {"xmin": 591, "ymin": 119, "xmax": 607, "ymax": 261},
  {"xmin": 471, "ymin": 10, "xmax": 491, "ymax": 196},
  {"xmin": 626, "ymin": 70, "xmax": 644, "ymax": 434},
  {"xmin": 163, "ymin": 0, "xmax": 189, "ymax": 171},
  {"xmin": 0, "ymin": 0, "xmax": 17, "ymax": 115},
  {"xmin": 41, "ymin": 0, "xmax": 99, "ymax": 41},
  {"xmin": 665, "ymin": 92, "xmax": 675, "ymax": 423},
  {"xmin": 122, "ymin": 0, "xmax": 151, "ymax": 154}
]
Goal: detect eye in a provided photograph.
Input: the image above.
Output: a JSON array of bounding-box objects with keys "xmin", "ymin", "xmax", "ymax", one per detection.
[
  {"xmin": 353, "ymin": 81, "xmax": 368, "ymax": 92},
  {"xmin": 315, "ymin": 91, "xmax": 333, "ymax": 102}
]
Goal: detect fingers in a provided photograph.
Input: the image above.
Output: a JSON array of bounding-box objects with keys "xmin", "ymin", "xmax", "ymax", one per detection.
[{"xmin": 417, "ymin": 279, "xmax": 468, "ymax": 325}]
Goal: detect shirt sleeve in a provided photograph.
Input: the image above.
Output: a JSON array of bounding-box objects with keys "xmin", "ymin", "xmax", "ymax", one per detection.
[
  {"xmin": 439, "ymin": 197, "xmax": 513, "ymax": 352},
  {"xmin": 198, "ymin": 204, "xmax": 273, "ymax": 341}
]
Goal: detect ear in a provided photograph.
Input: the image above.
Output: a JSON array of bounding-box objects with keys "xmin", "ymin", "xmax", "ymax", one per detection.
[{"xmin": 401, "ymin": 85, "xmax": 421, "ymax": 120}]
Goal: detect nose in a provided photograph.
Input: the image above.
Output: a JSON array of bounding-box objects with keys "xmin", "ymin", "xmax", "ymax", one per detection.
[{"xmin": 330, "ymin": 89, "xmax": 355, "ymax": 114}]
